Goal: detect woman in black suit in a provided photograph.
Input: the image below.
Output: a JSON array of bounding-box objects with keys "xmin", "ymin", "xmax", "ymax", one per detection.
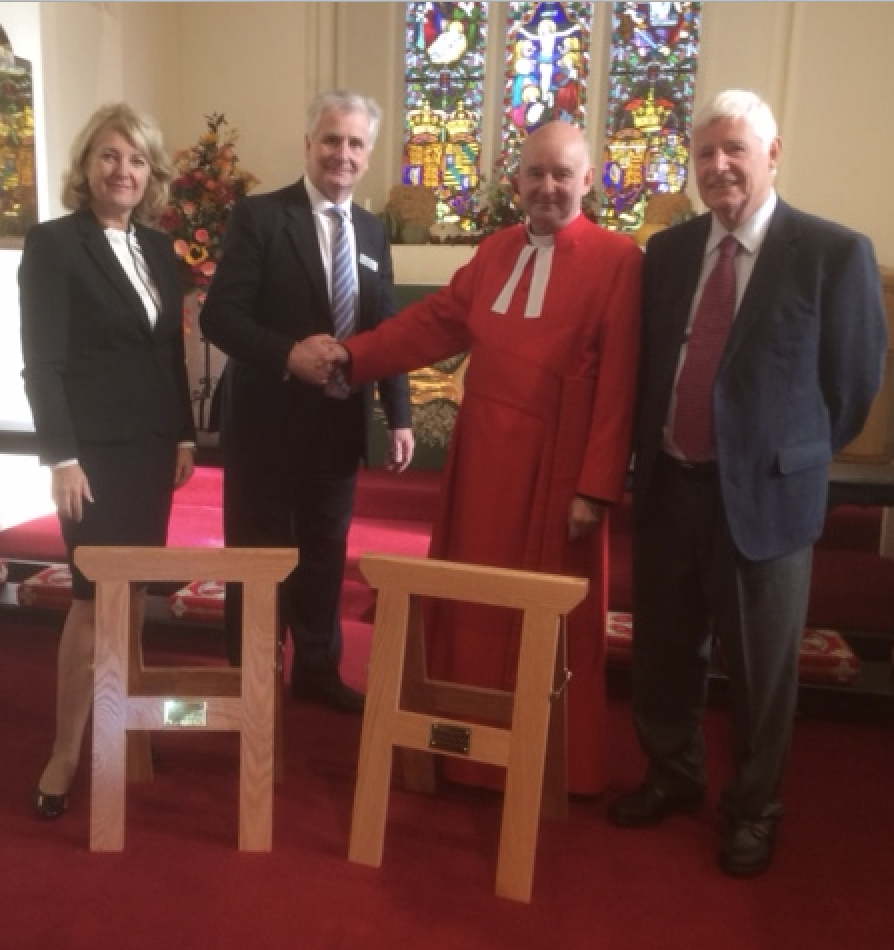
[{"xmin": 19, "ymin": 103, "xmax": 196, "ymax": 819}]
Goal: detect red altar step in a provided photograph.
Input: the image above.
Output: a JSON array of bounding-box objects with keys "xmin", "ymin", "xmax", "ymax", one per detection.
[{"xmin": 6, "ymin": 467, "xmax": 438, "ymax": 625}]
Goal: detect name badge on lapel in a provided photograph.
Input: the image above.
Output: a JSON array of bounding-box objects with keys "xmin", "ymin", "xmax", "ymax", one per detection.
[{"xmin": 359, "ymin": 253, "xmax": 378, "ymax": 272}]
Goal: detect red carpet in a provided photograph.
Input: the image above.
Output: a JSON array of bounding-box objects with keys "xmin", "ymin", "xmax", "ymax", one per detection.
[
  {"xmin": 2, "ymin": 619, "xmax": 894, "ymax": 949},
  {"xmin": 2, "ymin": 467, "xmax": 894, "ymax": 948}
]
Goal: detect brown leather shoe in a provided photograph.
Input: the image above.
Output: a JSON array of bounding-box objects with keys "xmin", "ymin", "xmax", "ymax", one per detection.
[
  {"xmin": 607, "ymin": 782, "xmax": 704, "ymax": 828},
  {"xmin": 718, "ymin": 817, "xmax": 777, "ymax": 876}
]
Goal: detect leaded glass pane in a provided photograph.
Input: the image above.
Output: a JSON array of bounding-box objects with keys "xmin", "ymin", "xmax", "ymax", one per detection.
[
  {"xmin": 403, "ymin": 3, "xmax": 488, "ymax": 229},
  {"xmin": 0, "ymin": 24, "xmax": 37, "ymax": 241},
  {"xmin": 501, "ymin": 2, "xmax": 595, "ymax": 174},
  {"xmin": 600, "ymin": 2, "xmax": 701, "ymax": 232}
]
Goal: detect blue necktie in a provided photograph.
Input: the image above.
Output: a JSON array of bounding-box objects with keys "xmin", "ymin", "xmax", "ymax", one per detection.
[{"xmin": 328, "ymin": 207, "xmax": 355, "ymax": 340}]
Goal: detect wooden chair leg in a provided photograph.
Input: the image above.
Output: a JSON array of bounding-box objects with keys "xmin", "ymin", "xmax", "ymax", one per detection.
[
  {"xmin": 237, "ymin": 581, "xmax": 277, "ymax": 851},
  {"xmin": 400, "ymin": 597, "xmax": 437, "ymax": 794},
  {"xmin": 274, "ymin": 639, "xmax": 285, "ymax": 784},
  {"xmin": 126, "ymin": 585, "xmax": 153, "ymax": 782},
  {"xmin": 495, "ymin": 608, "xmax": 558, "ymax": 902},
  {"xmin": 349, "ymin": 588, "xmax": 408, "ymax": 867},
  {"xmin": 540, "ymin": 624, "xmax": 569, "ymax": 822},
  {"xmin": 91, "ymin": 580, "xmax": 130, "ymax": 851}
]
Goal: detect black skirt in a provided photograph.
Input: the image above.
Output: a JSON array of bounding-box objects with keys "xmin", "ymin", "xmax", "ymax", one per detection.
[{"xmin": 60, "ymin": 435, "xmax": 178, "ymax": 599}]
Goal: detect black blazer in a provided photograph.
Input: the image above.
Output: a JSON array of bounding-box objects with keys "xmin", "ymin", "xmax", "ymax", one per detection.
[
  {"xmin": 199, "ymin": 179, "xmax": 412, "ymax": 463},
  {"xmin": 19, "ymin": 209, "xmax": 196, "ymax": 466},
  {"xmin": 634, "ymin": 200, "xmax": 887, "ymax": 561}
]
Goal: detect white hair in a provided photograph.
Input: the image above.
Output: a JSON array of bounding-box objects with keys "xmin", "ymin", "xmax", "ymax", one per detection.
[
  {"xmin": 694, "ymin": 89, "xmax": 778, "ymax": 151},
  {"xmin": 307, "ymin": 90, "xmax": 382, "ymax": 147}
]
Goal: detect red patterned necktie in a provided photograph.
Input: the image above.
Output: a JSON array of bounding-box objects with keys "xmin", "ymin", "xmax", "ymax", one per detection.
[{"xmin": 672, "ymin": 234, "xmax": 740, "ymax": 460}]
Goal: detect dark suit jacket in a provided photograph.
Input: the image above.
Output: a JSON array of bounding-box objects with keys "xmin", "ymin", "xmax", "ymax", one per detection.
[
  {"xmin": 634, "ymin": 199, "xmax": 887, "ymax": 561},
  {"xmin": 199, "ymin": 179, "xmax": 412, "ymax": 466},
  {"xmin": 19, "ymin": 209, "xmax": 196, "ymax": 466}
]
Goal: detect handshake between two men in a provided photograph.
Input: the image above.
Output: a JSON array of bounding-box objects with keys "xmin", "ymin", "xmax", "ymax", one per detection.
[{"xmin": 287, "ymin": 334, "xmax": 352, "ymax": 398}]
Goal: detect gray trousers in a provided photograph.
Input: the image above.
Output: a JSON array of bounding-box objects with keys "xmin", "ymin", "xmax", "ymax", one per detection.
[{"xmin": 632, "ymin": 454, "xmax": 811, "ymax": 821}]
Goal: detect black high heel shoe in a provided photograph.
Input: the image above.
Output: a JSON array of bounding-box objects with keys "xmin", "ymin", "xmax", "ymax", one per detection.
[{"xmin": 33, "ymin": 787, "xmax": 69, "ymax": 820}]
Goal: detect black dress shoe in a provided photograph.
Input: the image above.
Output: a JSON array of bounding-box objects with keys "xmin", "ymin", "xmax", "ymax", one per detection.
[
  {"xmin": 607, "ymin": 782, "xmax": 704, "ymax": 828},
  {"xmin": 33, "ymin": 787, "xmax": 69, "ymax": 820},
  {"xmin": 718, "ymin": 817, "xmax": 777, "ymax": 877},
  {"xmin": 292, "ymin": 674, "xmax": 365, "ymax": 714}
]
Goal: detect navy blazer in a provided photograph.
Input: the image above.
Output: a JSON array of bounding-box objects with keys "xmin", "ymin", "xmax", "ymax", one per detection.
[
  {"xmin": 634, "ymin": 199, "xmax": 887, "ymax": 561},
  {"xmin": 19, "ymin": 209, "xmax": 196, "ymax": 466},
  {"xmin": 199, "ymin": 179, "xmax": 412, "ymax": 462}
]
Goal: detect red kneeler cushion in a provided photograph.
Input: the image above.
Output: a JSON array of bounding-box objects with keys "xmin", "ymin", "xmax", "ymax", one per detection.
[
  {"xmin": 606, "ymin": 611, "xmax": 860, "ymax": 686},
  {"xmin": 17, "ymin": 564, "xmax": 73, "ymax": 610},
  {"xmin": 798, "ymin": 628, "xmax": 860, "ymax": 686},
  {"xmin": 169, "ymin": 580, "xmax": 225, "ymax": 621}
]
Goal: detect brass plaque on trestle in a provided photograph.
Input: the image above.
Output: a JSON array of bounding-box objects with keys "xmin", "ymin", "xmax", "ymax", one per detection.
[
  {"xmin": 429, "ymin": 722, "xmax": 471, "ymax": 755},
  {"xmin": 163, "ymin": 700, "xmax": 208, "ymax": 727}
]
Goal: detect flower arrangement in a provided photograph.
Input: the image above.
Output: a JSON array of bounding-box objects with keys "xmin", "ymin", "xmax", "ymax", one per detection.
[
  {"xmin": 468, "ymin": 173, "xmax": 525, "ymax": 237},
  {"xmin": 159, "ymin": 113, "xmax": 259, "ymax": 299}
]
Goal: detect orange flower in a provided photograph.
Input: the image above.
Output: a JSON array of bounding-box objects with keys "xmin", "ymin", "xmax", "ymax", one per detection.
[
  {"xmin": 186, "ymin": 243, "xmax": 209, "ymax": 265},
  {"xmin": 160, "ymin": 113, "xmax": 259, "ymax": 292}
]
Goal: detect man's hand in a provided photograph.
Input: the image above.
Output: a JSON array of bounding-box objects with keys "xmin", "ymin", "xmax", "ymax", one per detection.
[
  {"xmin": 567, "ymin": 495, "xmax": 606, "ymax": 541},
  {"xmin": 286, "ymin": 334, "xmax": 341, "ymax": 385},
  {"xmin": 386, "ymin": 427, "xmax": 415, "ymax": 473},
  {"xmin": 174, "ymin": 445, "xmax": 195, "ymax": 488},
  {"xmin": 52, "ymin": 463, "xmax": 93, "ymax": 523}
]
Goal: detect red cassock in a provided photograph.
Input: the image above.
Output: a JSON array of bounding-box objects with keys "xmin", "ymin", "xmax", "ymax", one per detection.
[{"xmin": 346, "ymin": 214, "xmax": 642, "ymax": 794}]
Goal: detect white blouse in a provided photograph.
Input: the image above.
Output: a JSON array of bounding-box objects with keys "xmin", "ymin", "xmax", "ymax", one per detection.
[{"xmin": 105, "ymin": 226, "xmax": 162, "ymax": 326}]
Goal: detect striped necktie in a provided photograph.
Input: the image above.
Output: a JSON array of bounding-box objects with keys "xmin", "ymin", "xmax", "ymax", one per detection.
[
  {"xmin": 328, "ymin": 207, "xmax": 355, "ymax": 340},
  {"xmin": 672, "ymin": 234, "xmax": 740, "ymax": 460}
]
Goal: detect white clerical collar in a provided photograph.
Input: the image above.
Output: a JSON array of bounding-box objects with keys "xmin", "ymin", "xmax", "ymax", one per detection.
[{"xmin": 492, "ymin": 230, "xmax": 556, "ymax": 319}]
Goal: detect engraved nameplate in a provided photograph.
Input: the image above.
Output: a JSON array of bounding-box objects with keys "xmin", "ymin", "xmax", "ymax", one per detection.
[
  {"xmin": 429, "ymin": 722, "xmax": 471, "ymax": 755},
  {"xmin": 163, "ymin": 700, "xmax": 207, "ymax": 727}
]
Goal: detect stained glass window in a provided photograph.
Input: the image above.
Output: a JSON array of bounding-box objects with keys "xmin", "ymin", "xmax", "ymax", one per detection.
[
  {"xmin": 0, "ymin": 23, "xmax": 37, "ymax": 242},
  {"xmin": 403, "ymin": 3, "xmax": 489, "ymax": 228},
  {"xmin": 600, "ymin": 2, "xmax": 701, "ymax": 233},
  {"xmin": 501, "ymin": 2, "xmax": 595, "ymax": 174}
]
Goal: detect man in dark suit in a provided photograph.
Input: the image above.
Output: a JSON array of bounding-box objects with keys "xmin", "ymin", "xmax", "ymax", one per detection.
[
  {"xmin": 200, "ymin": 90, "xmax": 414, "ymax": 714},
  {"xmin": 607, "ymin": 90, "xmax": 887, "ymax": 875}
]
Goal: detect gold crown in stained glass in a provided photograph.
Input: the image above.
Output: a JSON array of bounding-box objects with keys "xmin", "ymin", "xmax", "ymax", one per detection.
[{"xmin": 445, "ymin": 102, "xmax": 477, "ymax": 143}]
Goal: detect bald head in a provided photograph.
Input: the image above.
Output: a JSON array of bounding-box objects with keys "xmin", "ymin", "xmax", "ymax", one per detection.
[
  {"xmin": 522, "ymin": 120, "xmax": 591, "ymax": 164},
  {"xmin": 517, "ymin": 121, "xmax": 594, "ymax": 235}
]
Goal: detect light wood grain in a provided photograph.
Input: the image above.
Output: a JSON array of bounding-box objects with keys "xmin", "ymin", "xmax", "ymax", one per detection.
[
  {"xmin": 348, "ymin": 553, "xmax": 587, "ymax": 903},
  {"xmin": 75, "ymin": 546, "xmax": 295, "ymax": 852}
]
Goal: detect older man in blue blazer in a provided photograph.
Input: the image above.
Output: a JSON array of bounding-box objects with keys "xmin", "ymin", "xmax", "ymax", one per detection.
[
  {"xmin": 608, "ymin": 89, "xmax": 887, "ymax": 876},
  {"xmin": 201, "ymin": 90, "xmax": 414, "ymax": 713}
]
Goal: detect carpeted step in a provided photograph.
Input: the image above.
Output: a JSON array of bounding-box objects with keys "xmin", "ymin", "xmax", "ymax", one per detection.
[{"xmin": 606, "ymin": 610, "xmax": 862, "ymax": 686}]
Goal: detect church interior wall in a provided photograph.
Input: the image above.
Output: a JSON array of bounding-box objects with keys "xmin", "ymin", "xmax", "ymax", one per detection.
[{"xmin": 0, "ymin": 1, "xmax": 891, "ymax": 527}]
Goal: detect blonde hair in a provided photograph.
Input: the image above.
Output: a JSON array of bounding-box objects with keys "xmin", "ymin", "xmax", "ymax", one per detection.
[{"xmin": 62, "ymin": 102, "xmax": 175, "ymax": 223}]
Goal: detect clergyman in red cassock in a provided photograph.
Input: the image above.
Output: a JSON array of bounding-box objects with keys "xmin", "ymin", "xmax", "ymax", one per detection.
[{"xmin": 310, "ymin": 121, "xmax": 641, "ymax": 794}]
